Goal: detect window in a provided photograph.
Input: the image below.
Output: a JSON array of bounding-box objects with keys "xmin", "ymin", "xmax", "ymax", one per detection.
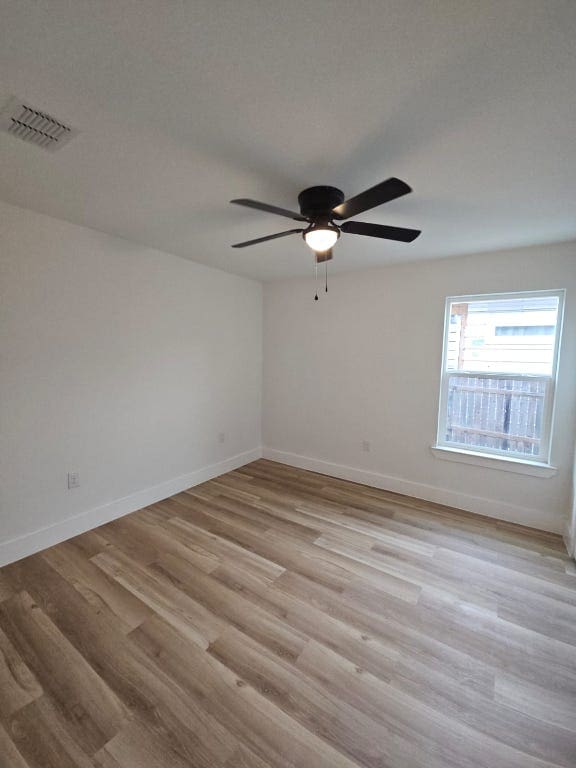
[{"xmin": 436, "ymin": 290, "xmax": 564, "ymax": 465}]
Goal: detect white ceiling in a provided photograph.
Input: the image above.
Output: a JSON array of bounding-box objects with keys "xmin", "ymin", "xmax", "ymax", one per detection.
[{"xmin": 0, "ymin": 0, "xmax": 575, "ymax": 281}]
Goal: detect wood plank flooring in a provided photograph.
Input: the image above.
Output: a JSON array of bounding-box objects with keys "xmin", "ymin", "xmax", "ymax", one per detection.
[{"xmin": 1, "ymin": 459, "xmax": 575, "ymax": 768}]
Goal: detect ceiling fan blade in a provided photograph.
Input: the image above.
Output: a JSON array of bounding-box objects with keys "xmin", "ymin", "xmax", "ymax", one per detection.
[
  {"xmin": 341, "ymin": 220, "xmax": 421, "ymax": 242},
  {"xmin": 231, "ymin": 228, "xmax": 304, "ymax": 248},
  {"xmin": 332, "ymin": 178, "xmax": 412, "ymax": 220},
  {"xmin": 231, "ymin": 198, "xmax": 307, "ymax": 222}
]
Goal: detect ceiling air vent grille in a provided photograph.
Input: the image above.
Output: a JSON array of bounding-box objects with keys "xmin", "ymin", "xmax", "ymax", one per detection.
[{"xmin": 0, "ymin": 97, "xmax": 77, "ymax": 151}]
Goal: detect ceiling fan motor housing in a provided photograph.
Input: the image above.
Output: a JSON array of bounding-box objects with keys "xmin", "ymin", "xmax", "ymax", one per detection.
[{"xmin": 298, "ymin": 186, "xmax": 344, "ymax": 221}]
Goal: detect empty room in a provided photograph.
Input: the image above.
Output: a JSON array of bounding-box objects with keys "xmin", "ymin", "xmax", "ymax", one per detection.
[{"xmin": 1, "ymin": 2, "xmax": 576, "ymax": 767}]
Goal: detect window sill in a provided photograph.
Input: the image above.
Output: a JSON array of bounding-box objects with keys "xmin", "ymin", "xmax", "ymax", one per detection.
[{"xmin": 430, "ymin": 445, "xmax": 557, "ymax": 478}]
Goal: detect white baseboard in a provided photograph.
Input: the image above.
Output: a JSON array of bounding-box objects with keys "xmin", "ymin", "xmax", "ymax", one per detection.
[
  {"xmin": 0, "ymin": 448, "xmax": 262, "ymax": 568},
  {"xmin": 565, "ymin": 518, "xmax": 576, "ymax": 560},
  {"xmin": 262, "ymin": 447, "xmax": 563, "ymax": 534}
]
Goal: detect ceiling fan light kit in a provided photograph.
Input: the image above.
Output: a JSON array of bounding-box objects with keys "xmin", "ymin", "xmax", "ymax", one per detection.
[
  {"xmin": 303, "ymin": 224, "xmax": 339, "ymax": 252},
  {"xmin": 230, "ymin": 177, "xmax": 421, "ymax": 298}
]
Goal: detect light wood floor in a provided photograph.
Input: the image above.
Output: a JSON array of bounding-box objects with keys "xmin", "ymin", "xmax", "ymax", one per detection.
[{"xmin": 1, "ymin": 459, "xmax": 575, "ymax": 768}]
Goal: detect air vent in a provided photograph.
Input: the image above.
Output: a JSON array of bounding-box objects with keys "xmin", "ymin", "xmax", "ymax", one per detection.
[{"xmin": 0, "ymin": 97, "xmax": 77, "ymax": 151}]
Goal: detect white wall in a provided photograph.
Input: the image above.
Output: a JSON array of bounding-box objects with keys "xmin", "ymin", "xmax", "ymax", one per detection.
[
  {"xmin": 0, "ymin": 200, "xmax": 262, "ymax": 564},
  {"xmin": 263, "ymin": 241, "xmax": 576, "ymax": 534}
]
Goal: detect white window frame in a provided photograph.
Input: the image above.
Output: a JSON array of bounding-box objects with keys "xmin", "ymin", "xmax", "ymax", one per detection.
[{"xmin": 434, "ymin": 289, "xmax": 564, "ymax": 474}]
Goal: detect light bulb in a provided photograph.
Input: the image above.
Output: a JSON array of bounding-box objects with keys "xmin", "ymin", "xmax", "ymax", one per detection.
[{"xmin": 304, "ymin": 227, "xmax": 339, "ymax": 252}]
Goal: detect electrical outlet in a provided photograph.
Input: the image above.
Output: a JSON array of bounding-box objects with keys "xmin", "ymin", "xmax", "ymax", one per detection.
[
  {"xmin": 361, "ymin": 441, "xmax": 371, "ymax": 452},
  {"xmin": 218, "ymin": 432, "xmax": 225, "ymax": 444},
  {"xmin": 67, "ymin": 472, "xmax": 80, "ymax": 489}
]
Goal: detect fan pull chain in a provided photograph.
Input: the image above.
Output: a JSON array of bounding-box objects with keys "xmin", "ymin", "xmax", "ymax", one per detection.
[
  {"xmin": 325, "ymin": 259, "xmax": 328, "ymax": 293},
  {"xmin": 314, "ymin": 260, "xmax": 319, "ymax": 301}
]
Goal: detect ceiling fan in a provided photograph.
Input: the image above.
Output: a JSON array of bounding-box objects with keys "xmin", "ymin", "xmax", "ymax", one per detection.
[{"xmin": 230, "ymin": 178, "xmax": 421, "ymax": 261}]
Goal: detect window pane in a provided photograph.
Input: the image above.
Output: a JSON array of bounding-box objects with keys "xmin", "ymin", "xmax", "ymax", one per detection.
[
  {"xmin": 446, "ymin": 295, "xmax": 559, "ymax": 375},
  {"xmin": 445, "ymin": 375, "xmax": 546, "ymax": 457}
]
